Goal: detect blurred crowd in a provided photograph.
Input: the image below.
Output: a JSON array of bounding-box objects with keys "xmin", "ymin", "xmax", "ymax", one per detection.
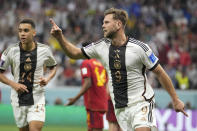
[{"xmin": 0, "ymin": 0, "xmax": 197, "ymax": 90}]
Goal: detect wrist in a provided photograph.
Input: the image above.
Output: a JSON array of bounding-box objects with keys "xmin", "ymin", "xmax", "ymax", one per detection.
[
  {"xmin": 46, "ymin": 78, "xmax": 50, "ymax": 83},
  {"xmin": 9, "ymin": 81, "xmax": 15, "ymax": 87},
  {"xmin": 56, "ymin": 33, "xmax": 64, "ymax": 40},
  {"xmin": 172, "ymin": 97, "xmax": 179, "ymax": 102}
]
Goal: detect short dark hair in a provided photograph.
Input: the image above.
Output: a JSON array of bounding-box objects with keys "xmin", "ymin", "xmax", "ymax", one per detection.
[
  {"xmin": 104, "ymin": 8, "xmax": 128, "ymax": 28},
  {"xmin": 19, "ymin": 18, "xmax": 35, "ymax": 29}
]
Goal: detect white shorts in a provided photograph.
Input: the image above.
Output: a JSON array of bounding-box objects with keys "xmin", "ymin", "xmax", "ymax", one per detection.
[
  {"xmin": 115, "ymin": 100, "xmax": 157, "ymax": 131},
  {"xmin": 12, "ymin": 103, "xmax": 45, "ymax": 128}
]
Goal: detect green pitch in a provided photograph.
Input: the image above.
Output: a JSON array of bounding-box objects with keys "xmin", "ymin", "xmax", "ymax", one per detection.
[{"xmin": 0, "ymin": 125, "xmax": 87, "ymax": 131}]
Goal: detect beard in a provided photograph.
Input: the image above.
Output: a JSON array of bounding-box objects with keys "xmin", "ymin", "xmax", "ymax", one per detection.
[
  {"xmin": 105, "ymin": 31, "xmax": 115, "ymax": 39},
  {"xmin": 104, "ymin": 28, "xmax": 119, "ymax": 39}
]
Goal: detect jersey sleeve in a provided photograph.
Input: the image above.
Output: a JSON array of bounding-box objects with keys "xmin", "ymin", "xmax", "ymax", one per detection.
[
  {"xmin": 81, "ymin": 42, "xmax": 99, "ymax": 59},
  {"xmin": 44, "ymin": 47, "xmax": 57, "ymax": 68},
  {"xmin": 80, "ymin": 61, "xmax": 91, "ymax": 79},
  {"xmin": 139, "ymin": 44, "xmax": 159, "ymax": 70},
  {"xmin": 0, "ymin": 48, "xmax": 11, "ymax": 71}
]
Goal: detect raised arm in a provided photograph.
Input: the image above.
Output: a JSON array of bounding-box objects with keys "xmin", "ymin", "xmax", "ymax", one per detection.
[
  {"xmin": 50, "ymin": 19, "xmax": 86, "ymax": 59},
  {"xmin": 152, "ymin": 64, "xmax": 188, "ymax": 117}
]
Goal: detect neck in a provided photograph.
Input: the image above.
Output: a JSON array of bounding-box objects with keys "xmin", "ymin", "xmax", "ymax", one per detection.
[
  {"xmin": 21, "ymin": 41, "xmax": 36, "ymax": 51},
  {"xmin": 111, "ymin": 30, "xmax": 127, "ymax": 46}
]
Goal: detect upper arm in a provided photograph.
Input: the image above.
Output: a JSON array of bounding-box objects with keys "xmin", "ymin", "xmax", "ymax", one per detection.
[
  {"xmin": 0, "ymin": 48, "xmax": 11, "ymax": 71},
  {"xmin": 45, "ymin": 47, "xmax": 57, "ymax": 67},
  {"xmin": 75, "ymin": 48, "xmax": 87, "ymax": 59},
  {"xmin": 81, "ymin": 42, "xmax": 100, "ymax": 59},
  {"xmin": 152, "ymin": 64, "xmax": 169, "ymax": 80},
  {"xmin": 80, "ymin": 61, "xmax": 92, "ymax": 78},
  {"xmin": 138, "ymin": 44, "xmax": 159, "ymax": 70},
  {"xmin": 152, "ymin": 64, "xmax": 163, "ymax": 75},
  {"xmin": 83, "ymin": 77, "xmax": 92, "ymax": 89}
]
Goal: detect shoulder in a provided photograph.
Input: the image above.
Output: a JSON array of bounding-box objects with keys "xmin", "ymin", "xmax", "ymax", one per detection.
[
  {"xmin": 37, "ymin": 42, "xmax": 50, "ymax": 49},
  {"xmin": 2, "ymin": 43, "xmax": 19, "ymax": 56},
  {"xmin": 128, "ymin": 38, "xmax": 150, "ymax": 52},
  {"xmin": 37, "ymin": 42, "xmax": 53, "ymax": 55},
  {"xmin": 93, "ymin": 38, "xmax": 111, "ymax": 46}
]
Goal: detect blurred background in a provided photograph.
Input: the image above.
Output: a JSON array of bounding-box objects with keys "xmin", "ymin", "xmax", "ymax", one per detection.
[{"xmin": 0, "ymin": 0, "xmax": 197, "ymax": 131}]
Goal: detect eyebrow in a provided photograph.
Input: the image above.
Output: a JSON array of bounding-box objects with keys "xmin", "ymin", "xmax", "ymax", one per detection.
[{"xmin": 18, "ymin": 28, "xmax": 30, "ymax": 31}]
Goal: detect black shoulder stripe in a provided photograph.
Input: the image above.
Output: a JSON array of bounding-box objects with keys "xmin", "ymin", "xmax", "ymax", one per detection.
[
  {"xmin": 129, "ymin": 39, "xmax": 149, "ymax": 52},
  {"xmin": 81, "ymin": 48, "xmax": 90, "ymax": 59},
  {"xmin": 46, "ymin": 64, "xmax": 57, "ymax": 69},
  {"xmin": 94, "ymin": 38, "xmax": 106, "ymax": 45},
  {"xmin": 129, "ymin": 38, "xmax": 149, "ymax": 52},
  {"xmin": 149, "ymin": 61, "xmax": 159, "ymax": 71}
]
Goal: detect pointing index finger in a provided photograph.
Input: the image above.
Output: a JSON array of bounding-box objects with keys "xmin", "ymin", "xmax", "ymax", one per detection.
[
  {"xmin": 181, "ymin": 109, "xmax": 188, "ymax": 117},
  {"xmin": 49, "ymin": 18, "xmax": 57, "ymax": 26}
]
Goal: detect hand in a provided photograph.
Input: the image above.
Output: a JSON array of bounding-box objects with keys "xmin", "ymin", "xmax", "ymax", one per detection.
[
  {"xmin": 172, "ymin": 99, "xmax": 188, "ymax": 117},
  {"xmin": 49, "ymin": 18, "xmax": 62, "ymax": 38},
  {"xmin": 12, "ymin": 83, "xmax": 29, "ymax": 93},
  {"xmin": 38, "ymin": 77, "xmax": 49, "ymax": 87},
  {"xmin": 65, "ymin": 98, "xmax": 76, "ymax": 106}
]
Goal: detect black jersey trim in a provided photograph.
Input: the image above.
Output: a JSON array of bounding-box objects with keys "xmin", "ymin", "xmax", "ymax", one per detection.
[
  {"xmin": 81, "ymin": 48, "xmax": 90, "ymax": 59},
  {"xmin": 148, "ymin": 100, "xmax": 154, "ymax": 122},
  {"xmin": 129, "ymin": 38, "xmax": 149, "ymax": 52},
  {"xmin": 46, "ymin": 64, "xmax": 57, "ymax": 69},
  {"xmin": 0, "ymin": 69, "xmax": 5, "ymax": 73},
  {"xmin": 141, "ymin": 65, "xmax": 155, "ymax": 102},
  {"xmin": 94, "ymin": 38, "xmax": 110, "ymax": 45},
  {"xmin": 18, "ymin": 44, "xmax": 37, "ymax": 106},
  {"xmin": 149, "ymin": 61, "xmax": 159, "ymax": 71},
  {"xmin": 109, "ymin": 45, "xmax": 128, "ymax": 108}
]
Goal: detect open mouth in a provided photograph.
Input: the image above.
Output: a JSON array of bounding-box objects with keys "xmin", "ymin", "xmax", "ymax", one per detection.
[{"xmin": 21, "ymin": 38, "xmax": 26, "ymax": 41}]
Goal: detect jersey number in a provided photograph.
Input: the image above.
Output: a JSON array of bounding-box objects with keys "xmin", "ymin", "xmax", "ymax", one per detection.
[
  {"xmin": 94, "ymin": 67, "xmax": 106, "ymax": 87},
  {"xmin": 20, "ymin": 72, "xmax": 32, "ymax": 83}
]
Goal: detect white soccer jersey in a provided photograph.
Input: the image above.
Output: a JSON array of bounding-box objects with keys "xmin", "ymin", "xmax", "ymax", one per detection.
[
  {"xmin": 82, "ymin": 38, "xmax": 159, "ymax": 109},
  {"xmin": 0, "ymin": 42, "xmax": 57, "ymax": 106}
]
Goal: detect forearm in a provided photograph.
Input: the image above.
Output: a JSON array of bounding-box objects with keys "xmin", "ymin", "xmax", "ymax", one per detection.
[
  {"xmin": 157, "ymin": 71, "xmax": 179, "ymax": 101},
  {"xmin": 46, "ymin": 66, "xmax": 57, "ymax": 82},
  {"xmin": 74, "ymin": 84, "xmax": 89, "ymax": 101},
  {"xmin": 153, "ymin": 65, "xmax": 179, "ymax": 101},
  {"xmin": 57, "ymin": 34, "xmax": 85, "ymax": 59},
  {"xmin": 0, "ymin": 73, "xmax": 16, "ymax": 87},
  {"xmin": 152, "ymin": 65, "xmax": 187, "ymax": 116},
  {"xmin": 73, "ymin": 78, "xmax": 91, "ymax": 101}
]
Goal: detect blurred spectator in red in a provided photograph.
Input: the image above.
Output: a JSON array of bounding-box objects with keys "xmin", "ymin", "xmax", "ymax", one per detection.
[
  {"xmin": 63, "ymin": 61, "xmax": 80, "ymax": 86},
  {"xmin": 167, "ymin": 44, "xmax": 180, "ymax": 67},
  {"xmin": 179, "ymin": 46, "xmax": 191, "ymax": 67}
]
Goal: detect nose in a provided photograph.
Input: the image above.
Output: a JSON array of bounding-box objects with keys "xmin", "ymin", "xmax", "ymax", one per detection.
[
  {"xmin": 102, "ymin": 23, "xmax": 105, "ymax": 29},
  {"xmin": 20, "ymin": 31, "xmax": 26, "ymax": 36}
]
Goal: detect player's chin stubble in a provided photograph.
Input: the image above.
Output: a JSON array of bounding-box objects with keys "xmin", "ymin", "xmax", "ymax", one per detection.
[{"xmin": 105, "ymin": 30, "xmax": 116, "ymax": 39}]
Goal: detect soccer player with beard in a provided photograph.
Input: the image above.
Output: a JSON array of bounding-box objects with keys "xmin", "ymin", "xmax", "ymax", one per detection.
[
  {"xmin": 0, "ymin": 18, "xmax": 57, "ymax": 131},
  {"xmin": 66, "ymin": 42, "xmax": 108, "ymax": 131},
  {"xmin": 50, "ymin": 8, "xmax": 188, "ymax": 131}
]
